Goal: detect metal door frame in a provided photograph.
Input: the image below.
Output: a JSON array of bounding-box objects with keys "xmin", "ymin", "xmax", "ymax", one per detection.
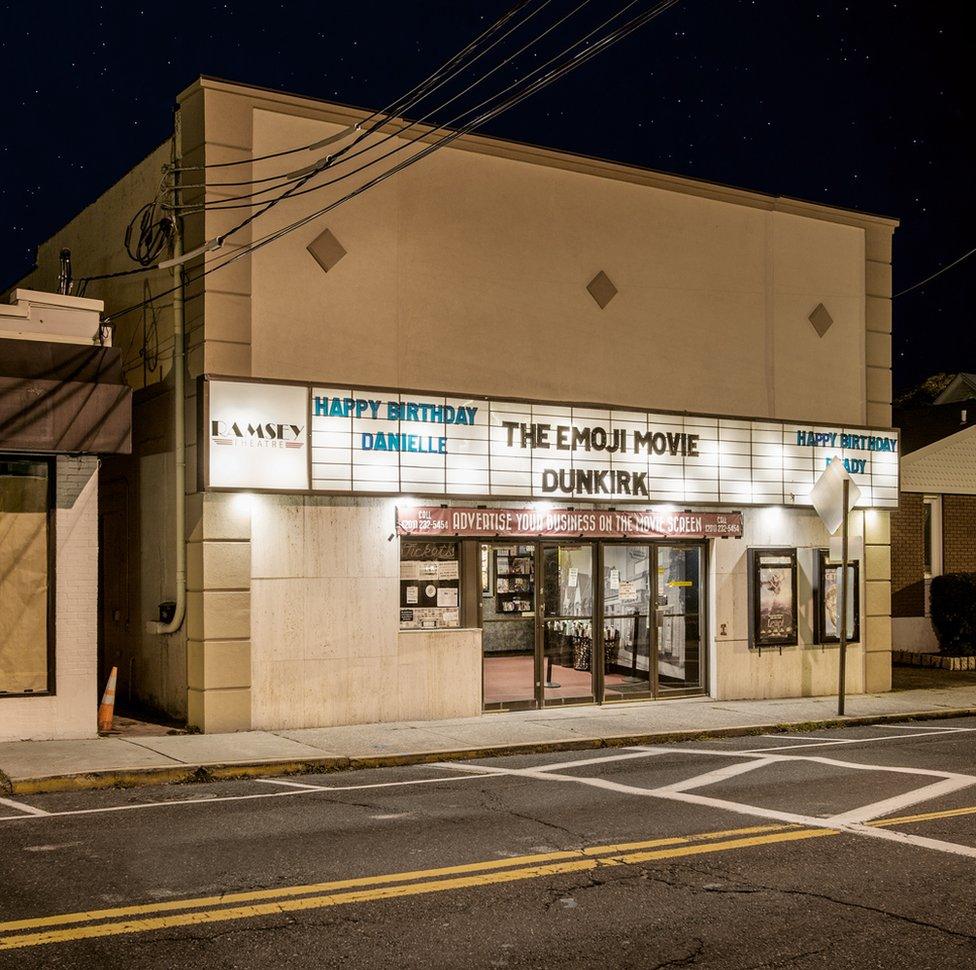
[
  {"xmin": 538, "ymin": 540, "xmax": 599, "ymax": 708},
  {"xmin": 479, "ymin": 540, "xmax": 540, "ymax": 712},
  {"xmin": 652, "ymin": 540, "xmax": 709, "ymax": 697},
  {"xmin": 480, "ymin": 537, "xmax": 709, "ymax": 711}
]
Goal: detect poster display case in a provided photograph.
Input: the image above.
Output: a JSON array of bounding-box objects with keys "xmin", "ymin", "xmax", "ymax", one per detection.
[
  {"xmin": 748, "ymin": 548, "xmax": 799, "ymax": 649},
  {"xmin": 815, "ymin": 549, "xmax": 860, "ymax": 644}
]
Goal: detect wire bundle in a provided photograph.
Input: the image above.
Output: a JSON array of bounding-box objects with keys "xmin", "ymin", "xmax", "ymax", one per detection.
[{"xmin": 87, "ymin": 0, "xmax": 683, "ymax": 321}]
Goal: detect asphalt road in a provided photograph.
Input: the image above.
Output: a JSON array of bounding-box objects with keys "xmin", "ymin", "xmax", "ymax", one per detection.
[{"xmin": 3, "ymin": 718, "xmax": 976, "ymax": 969}]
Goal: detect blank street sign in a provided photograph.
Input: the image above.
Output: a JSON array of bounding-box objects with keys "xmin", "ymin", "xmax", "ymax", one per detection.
[{"xmin": 810, "ymin": 457, "xmax": 861, "ymax": 535}]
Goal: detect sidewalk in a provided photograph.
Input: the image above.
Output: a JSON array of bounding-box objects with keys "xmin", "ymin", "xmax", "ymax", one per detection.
[{"xmin": 4, "ymin": 685, "xmax": 976, "ymax": 795}]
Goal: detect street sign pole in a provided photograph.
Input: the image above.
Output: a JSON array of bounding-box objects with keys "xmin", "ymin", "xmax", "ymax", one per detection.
[{"xmin": 838, "ymin": 477, "xmax": 849, "ymax": 717}]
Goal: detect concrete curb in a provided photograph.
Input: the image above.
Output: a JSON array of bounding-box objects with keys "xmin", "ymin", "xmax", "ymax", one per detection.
[{"xmin": 9, "ymin": 706, "xmax": 976, "ymax": 796}]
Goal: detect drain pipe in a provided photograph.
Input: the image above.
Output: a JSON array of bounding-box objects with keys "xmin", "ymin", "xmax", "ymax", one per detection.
[{"xmin": 148, "ymin": 106, "xmax": 186, "ymax": 636}]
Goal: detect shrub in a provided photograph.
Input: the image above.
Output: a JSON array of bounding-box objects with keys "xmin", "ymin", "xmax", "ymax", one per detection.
[{"xmin": 930, "ymin": 573, "xmax": 976, "ymax": 656}]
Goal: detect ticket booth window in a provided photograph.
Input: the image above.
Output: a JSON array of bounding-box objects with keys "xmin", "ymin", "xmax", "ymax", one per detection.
[{"xmin": 398, "ymin": 540, "xmax": 460, "ymax": 630}]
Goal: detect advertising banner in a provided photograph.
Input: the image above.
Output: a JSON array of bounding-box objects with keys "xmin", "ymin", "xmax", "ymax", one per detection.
[{"xmin": 395, "ymin": 506, "xmax": 744, "ymax": 540}]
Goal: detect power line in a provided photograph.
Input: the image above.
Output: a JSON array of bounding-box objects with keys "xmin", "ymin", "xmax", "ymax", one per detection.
[
  {"xmin": 170, "ymin": 0, "xmax": 539, "ymax": 174},
  {"xmin": 894, "ymin": 245, "xmax": 976, "ymax": 298},
  {"xmin": 79, "ymin": 0, "xmax": 548, "ymax": 289},
  {"xmin": 170, "ymin": 0, "xmax": 556, "ymax": 193},
  {"xmin": 104, "ymin": 0, "xmax": 683, "ymax": 324},
  {"xmin": 199, "ymin": 0, "xmax": 675, "ymax": 253},
  {"xmin": 171, "ymin": 0, "xmax": 596, "ymax": 215}
]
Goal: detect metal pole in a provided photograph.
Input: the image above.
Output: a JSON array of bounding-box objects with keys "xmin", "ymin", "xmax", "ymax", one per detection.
[
  {"xmin": 147, "ymin": 106, "xmax": 186, "ymax": 637},
  {"xmin": 838, "ymin": 477, "xmax": 849, "ymax": 716}
]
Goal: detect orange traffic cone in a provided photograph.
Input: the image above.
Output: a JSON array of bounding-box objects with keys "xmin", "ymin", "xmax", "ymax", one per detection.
[{"xmin": 98, "ymin": 667, "xmax": 118, "ymax": 734}]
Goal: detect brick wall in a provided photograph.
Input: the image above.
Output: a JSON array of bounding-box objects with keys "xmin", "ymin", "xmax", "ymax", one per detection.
[
  {"xmin": 943, "ymin": 495, "xmax": 976, "ymax": 572},
  {"xmin": 891, "ymin": 492, "xmax": 924, "ymax": 618}
]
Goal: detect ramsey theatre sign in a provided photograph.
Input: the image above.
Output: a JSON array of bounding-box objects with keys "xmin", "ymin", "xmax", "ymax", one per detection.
[{"xmin": 202, "ymin": 379, "xmax": 900, "ymax": 508}]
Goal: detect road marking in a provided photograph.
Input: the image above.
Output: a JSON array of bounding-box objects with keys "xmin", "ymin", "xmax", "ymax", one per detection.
[
  {"xmin": 436, "ymin": 749, "xmax": 976, "ymax": 855},
  {"xmin": 884, "ymin": 724, "xmax": 975, "ymax": 732},
  {"xmin": 0, "ymin": 797, "xmax": 48, "ymax": 817},
  {"xmin": 742, "ymin": 729, "xmax": 976, "ymax": 752},
  {"xmin": 252, "ymin": 778, "xmax": 328, "ymax": 790},
  {"xmin": 22, "ymin": 842, "xmax": 83, "ymax": 853},
  {"xmin": 877, "ymin": 804, "xmax": 976, "ymax": 827},
  {"xmin": 0, "ymin": 822, "xmax": 789, "ymax": 934},
  {"xmin": 654, "ymin": 757, "xmax": 778, "ymax": 793},
  {"xmin": 526, "ymin": 749, "xmax": 671, "ymax": 772},
  {"xmin": 826, "ymin": 776, "xmax": 976, "ymax": 826},
  {"xmin": 0, "ymin": 824, "xmax": 832, "ymax": 951},
  {"xmin": 844, "ymin": 823, "xmax": 976, "ymax": 859},
  {"xmin": 435, "ymin": 759, "xmax": 827, "ymax": 826},
  {"xmin": 2, "ymin": 733, "xmax": 973, "ymax": 827},
  {"xmin": 0, "ymin": 770, "xmax": 508, "ymax": 824}
]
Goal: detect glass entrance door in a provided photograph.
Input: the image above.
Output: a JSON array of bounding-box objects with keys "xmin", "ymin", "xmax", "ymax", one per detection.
[
  {"xmin": 541, "ymin": 544, "xmax": 596, "ymax": 706},
  {"xmin": 655, "ymin": 545, "xmax": 704, "ymax": 692},
  {"xmin": 481, "ymin": 543, "xmax": 537, "ymax": 710},
  {"xmin": 602, "ymin": 545, "xmax": 652, "ymax": 700}
]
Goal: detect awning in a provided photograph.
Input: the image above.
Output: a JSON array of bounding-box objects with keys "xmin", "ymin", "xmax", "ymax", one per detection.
[{"xmin": 0, "ymin": 339, "xmax": 132, "ymax": 454}]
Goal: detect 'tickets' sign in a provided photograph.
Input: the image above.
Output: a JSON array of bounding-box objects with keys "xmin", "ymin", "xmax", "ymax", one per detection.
[{"xmin": 395, "ymin": 506, "xmax": 744, "ymax": 540}]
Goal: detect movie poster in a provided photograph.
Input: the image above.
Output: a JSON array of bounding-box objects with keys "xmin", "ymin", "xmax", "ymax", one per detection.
[
  {"xmin": 823, "ymin": 563, "xmax": 857, "ymax": 640},
  {"xmin": 758, "ymin": 557, "xmax": 795, "ymax": 641}
]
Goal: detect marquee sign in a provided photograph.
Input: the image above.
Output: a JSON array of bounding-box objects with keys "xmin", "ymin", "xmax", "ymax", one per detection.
[
  {"xmin": 395, "ymin": 506, "xmax": 744, "ymax": 540},
  {"xmin": 203, "ymin": 379, "xmax": 900, "ymax": 508}
]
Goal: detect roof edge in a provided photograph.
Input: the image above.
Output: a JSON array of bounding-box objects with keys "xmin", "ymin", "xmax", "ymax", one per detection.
[
  {"xmin": 178, "ymin": 75, "xmax": 899, "ymax": 232},
  {"xmin": 901, "ymin": 422, "xmax": 976, "ymax": 467}
]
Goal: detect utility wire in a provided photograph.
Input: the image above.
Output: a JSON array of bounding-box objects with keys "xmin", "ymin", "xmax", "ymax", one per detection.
[
  {"xmin": 79, "ymin": 0, "xmax": 546, "ymax": 288},
  {"xmin": 894, "ymin": 245, "xmax": 976, "ymax": 298},
  {"xmin": 170, "ymin": 0, "xmax": 555, "ymax": 192},
  {"xmin": 104, "ymin": 0, "xmax": 683, "ymax": 324},
  {"xmin": 172, "ymin": 0, "xmax": 594, "ymax": 214},
  {"xmin": 170, "ymin": 0, "xmax": 538, "ymax": 173}
]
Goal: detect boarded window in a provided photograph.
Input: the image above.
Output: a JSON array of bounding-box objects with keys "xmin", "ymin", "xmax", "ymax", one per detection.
[{"xmin": 0, "ymin": 458, "xmax": 51, "ymax": 694}]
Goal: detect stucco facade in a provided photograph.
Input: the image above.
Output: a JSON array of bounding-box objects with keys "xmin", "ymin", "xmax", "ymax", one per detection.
[{"xmin": 18, "ymin": 77, "xmax": 897, "ymax": 731}]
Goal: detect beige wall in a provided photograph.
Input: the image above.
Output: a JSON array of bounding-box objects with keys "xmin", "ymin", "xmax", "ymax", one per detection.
[
  {"xmin": 711, "ymin": 506, "xmax": 890, "ymax": 700},
  {"xmin": 249, "ymin": 495, "xmax": 481, "ymax": 729},
  {"xmin": 0, "ymin": 459, "xmax": 99, "ymax": 742},
  {"xmin": 14, "ymin": 143, "xmax": 177, "ymax": 393},
  {"xmin": 243, "ymin": 111, "xmax": 870, "ymax": 425}
]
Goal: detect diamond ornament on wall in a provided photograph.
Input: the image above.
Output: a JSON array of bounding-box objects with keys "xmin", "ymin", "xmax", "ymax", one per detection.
[
  {"xmin": 808, "ymin": 302, "xmax": 834, "ymax": 338},
  {"xmin": 307, "ymin": 227, "xmax": 347, "ymax": 273},
  {"xmin": 586, "ymin": 270, "xmax": 618, "ymax": 309}
]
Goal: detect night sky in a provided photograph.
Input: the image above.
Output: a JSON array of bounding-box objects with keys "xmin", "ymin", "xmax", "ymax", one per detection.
[{"xmin": 1, "ymin": 1, "xmax": 970, "ymax": 391}]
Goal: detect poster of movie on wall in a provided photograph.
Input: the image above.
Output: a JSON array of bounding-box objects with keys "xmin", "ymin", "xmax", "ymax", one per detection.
[
  {"xmin": 748, "ymin": 548, "xmax": 799, "ymax": 648},
  {"xmin": 204, "ymin": 379, "xmax": 899, "ymax": 507}
]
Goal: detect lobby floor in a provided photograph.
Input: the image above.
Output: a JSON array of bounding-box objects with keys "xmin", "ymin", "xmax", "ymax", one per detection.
[{"xmin": 484, "ymin": 655, "xmax": 651, "ymax": 705}]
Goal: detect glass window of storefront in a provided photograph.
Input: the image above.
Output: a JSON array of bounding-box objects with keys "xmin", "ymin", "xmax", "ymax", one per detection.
[
  {"xmin": 0, "ymin": 457, "xmax": 54, "ymax": 696},
  {"xmin": 478, "ymin": 539, "xmax": 706, "ymax": 711}
]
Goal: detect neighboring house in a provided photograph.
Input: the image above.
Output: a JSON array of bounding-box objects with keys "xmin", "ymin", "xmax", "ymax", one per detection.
[
  {"xmin": 892, "ymin": 395, "xmax": 976, "ymax": 652},
  {"xmin": 13, "ymin": 77, "xmax": 898, "ymax": 733}
]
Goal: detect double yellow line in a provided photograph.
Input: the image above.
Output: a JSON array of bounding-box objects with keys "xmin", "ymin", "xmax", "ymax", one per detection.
[
  {"xmin": 0, "ymin": 823, "xmax": 828, "ymax": 951},
  {"xmin": 2, "ymin": 805, "xmax": 971, "ymax": 951}
]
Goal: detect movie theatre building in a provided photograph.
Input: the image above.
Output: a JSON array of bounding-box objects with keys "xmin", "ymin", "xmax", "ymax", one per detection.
[{"xmin": 22, "ymin": 78, "xmax": 899, "ymax": 732}]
